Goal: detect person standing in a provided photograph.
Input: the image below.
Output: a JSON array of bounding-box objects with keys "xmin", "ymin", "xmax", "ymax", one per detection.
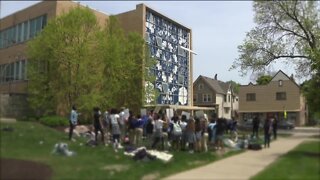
[
  {"xmin": 252, "ymin": 115, "xmax": 260, "ymax": 138},
  {"xmin": 264, "ymin": 118, "xmax": 272, "ymax": 148},
  {"xmin": 151, "ymin": 113, "xmax": 165, "ymax": 150},
  {"xmin": 110, "ymin": 108, "xmax": 121, "ymax": 152},
  {"xmin": 186, "ymin": 116, "xmax": 196, "ymax": 153},
  {"xmin": 93, "ymin": 107, "xmax": 105, "ymax": 145},
  {"xmin": 69, "ymin": 105, "xmax": 79, "ymax": 141},
  {"xmin": 200, "ymin": 115, "xmax": 209, "ymax": 152},
  {"xmin": 216, "ymin": 118, "xmax": 226, "ymax": 150}
]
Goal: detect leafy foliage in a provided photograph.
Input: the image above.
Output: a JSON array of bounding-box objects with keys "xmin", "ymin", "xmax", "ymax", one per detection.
[
  {"xmin": 256, "ymin": 75, "xmax": 272, "ymax": 85},
  {"xmin": 231, "ymin": 1, "xmax": 320, "ymax": 77},
  {"xmin": 39, "ymin": 116, "xmax": 69, "ymax": 127},
  {"xmin": 27, "ymin": 9, "xmax": 157, "ymax": 116},
  {"xmin": 226, "ymin": 80, "xmax": 241, "ymax": 94},
  {"xmin": 231, "ymin": 0, "xmax": 320, "ymax": 114},
  {"xmin": 27, "ymin": 7, "xmax": 104, "ymax": 116}
]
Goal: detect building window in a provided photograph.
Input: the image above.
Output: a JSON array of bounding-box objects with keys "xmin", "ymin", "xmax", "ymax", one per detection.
[
  {"xmin": 224, "ymin": 95, "xmax": 227, "ymax": 102},
  {"xmin": 246, "ymin": 93, "xmax": 256, "ymax": 101},
  {"xmin": 276, "ymin": 92, "xmax": 286, "ymax": 100},
  {"xmin": 224, "ymin": 107, "xmax": 230, "ymax": 114},
  {"xmin": 203, "ymin": 94, "xmax": 212, "ymax": 102},
  {"xmin": 279, "ymin": 80, "xmax": 283, "ymax": 87},
  {"xmin": 193, "ymin": 94, "xmax": 197, "ymax": 102}
]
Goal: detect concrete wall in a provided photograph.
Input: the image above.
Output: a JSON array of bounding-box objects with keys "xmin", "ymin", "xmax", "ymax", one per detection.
[{"xmin": 0, "ymin": 94, "xmax": 30, "ymax": 118}]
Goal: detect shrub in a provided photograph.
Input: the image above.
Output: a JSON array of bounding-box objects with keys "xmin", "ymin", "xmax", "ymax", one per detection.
[{"xmin": 39, "ymin": 116, "xmax": 69, "ymax": 127}]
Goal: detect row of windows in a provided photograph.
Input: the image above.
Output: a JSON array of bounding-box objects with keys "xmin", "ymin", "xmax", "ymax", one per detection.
[
  {"xmin": 246, "ymin": 92, "xmax": 286, "ymax": 101},
  {"xmin": 193, "ymin": 94, "xmax": 212, "ymax": 103},
  {"xmin": 0, "ymin": 15, "xmax": 47, "ymax": 49},
  {"xmin": 0, "ymin": 60, "xmax": 27, "ymax": 84}
]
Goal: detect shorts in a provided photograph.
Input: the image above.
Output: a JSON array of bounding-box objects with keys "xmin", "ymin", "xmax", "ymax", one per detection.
[{"xmin": 112, "ymin": 134, "xmax": 120, "ymax": 142}]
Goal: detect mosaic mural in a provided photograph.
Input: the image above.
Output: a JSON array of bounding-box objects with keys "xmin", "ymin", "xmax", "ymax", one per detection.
[{"xmin": 145, "ymin": 10, "xmax": 190, "ymax": 105}]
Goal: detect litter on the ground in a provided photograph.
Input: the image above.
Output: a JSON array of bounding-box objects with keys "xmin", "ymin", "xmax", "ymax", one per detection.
[
  {"xmin": 124, "ymin": 146, "xmax": 173, "ymax": 163},
  {"xmin": 52, "ymin": 143, "xmax": 76, "ymax": 156}
]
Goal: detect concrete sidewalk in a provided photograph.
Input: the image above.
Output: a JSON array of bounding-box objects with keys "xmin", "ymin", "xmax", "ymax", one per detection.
[{"xmin": 164, "ymin": 131, "xmax": 320, "ymax": 180}]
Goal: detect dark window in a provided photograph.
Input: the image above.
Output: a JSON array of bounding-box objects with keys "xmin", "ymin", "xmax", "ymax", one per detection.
[
  {"xmin": 276, "ymin": 92, "xmax": 286, "ymax": 100},
  {"xmin": 246, "ymin": 93, "xmax": 256, "ymax": 101}
]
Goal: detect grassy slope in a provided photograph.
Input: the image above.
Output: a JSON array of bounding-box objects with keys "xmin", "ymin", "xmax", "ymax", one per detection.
[
  {"xmin": 0, "ymin": 121, "xmax": 241, "ymax": 179},
  {"xmin": 252, "ymin": 141, "xmax": 320, "ymax": 180}
]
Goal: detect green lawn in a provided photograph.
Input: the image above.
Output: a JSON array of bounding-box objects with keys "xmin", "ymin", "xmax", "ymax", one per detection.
[
  {"xmin": 0, "ymin": 121, "xmax": 241, "ymax": 179},
  {"xmin": 252, "ymin": 141, "xmax": 320, "ymax": 180}
]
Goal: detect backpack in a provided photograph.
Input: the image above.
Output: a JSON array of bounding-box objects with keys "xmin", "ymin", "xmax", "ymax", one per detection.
[{"xmin": 173, "ymin": 122, "xmax": 182, "ymax": 136}]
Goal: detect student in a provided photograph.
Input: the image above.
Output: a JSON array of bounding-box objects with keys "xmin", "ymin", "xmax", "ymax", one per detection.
[
  {"xmin": 180, "ymin": 115, "xmax": 188, "ymax": 151},
  {"xmin": 146, "ymin": 113, "xmax": 154, "ymax": 148},
  {"xmin": 208, "ymin": 118, "xmax": 217, "ymax": 149},
  {"xmin": 216, "ymin": 118, "xmax": 226, "ymax": 150},
  {"xmin": 170, "ymin": 115, "xmax": 182, "ymax": 151},
  {"xmin": 161, "ymin": 114, "xmax": 169, "ymax": 150},
  {"xmin": 194, "ymin": 117, "xmax": 202, "ymax": 152},
  {"xmin": 252, "ymin": 115, "xmax": 260, "ymax": 138},
  {"xmin": 69, "ymin": 105, "xmax": 80, "ymax": 141},
  {"xmin": 200, "ymin": 115, "xmax": 209, "ymax": 152},
  {"xmin": 264, "ymin": 118, "xmax": 272, "ymax": 148},
  {"xmin": 93, "ymin": 107, "xmax": 105, "ymax": 145},
  {"xmin": 230, "ymin": 117, "xmax": 238, "ymax": 142},
  {"xmin": 151, "ymin": 113, "xmax": 164, "ymax": 150},
  {"xmin": 110, "ymin": 108, "xmax": 121, "ymax": 152},
  {"xmin": 135, "ymin": 114, "xmax": 144, "ymax": 147},
  {"xmin": 128, "ymin": 112, "xmax": 137, "ymax": 145},
  {"xmin": 186, "ymin": 116, "xmax": 196, "ymax": 153}
]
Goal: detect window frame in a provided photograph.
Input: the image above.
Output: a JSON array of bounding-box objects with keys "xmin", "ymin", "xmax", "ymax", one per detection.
[
  {"xmin": 246, "ymin": 93, "xmax": 256, "ymax": 101},
  {"xmin": 276, "ymin": 92, "xmax": 286, "ymax": 100}
]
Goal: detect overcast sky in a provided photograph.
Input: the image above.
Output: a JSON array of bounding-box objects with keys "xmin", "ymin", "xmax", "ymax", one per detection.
[{"xmin": 1, "ymin": 1, "xmax": 300, "ymax": 85}]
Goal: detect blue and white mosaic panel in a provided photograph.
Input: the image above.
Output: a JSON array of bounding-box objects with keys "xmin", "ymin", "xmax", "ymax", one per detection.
[{"xmin": 145, "ymin": 10, "xmax": 190, "ymax": 105}]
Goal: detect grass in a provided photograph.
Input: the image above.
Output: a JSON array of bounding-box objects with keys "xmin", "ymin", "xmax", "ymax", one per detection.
[
  {"xmin": 0, "ymin": 121, "xmax": 241, "ymax": 179},
  {"xmin": 251, "ymin": 141, "xmax": 320, "ymax": 180}
]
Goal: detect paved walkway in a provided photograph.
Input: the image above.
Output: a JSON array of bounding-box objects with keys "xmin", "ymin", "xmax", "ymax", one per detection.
[{"xmin": 164, "ymin": 129, "xmax": 320, "ymax": 180}]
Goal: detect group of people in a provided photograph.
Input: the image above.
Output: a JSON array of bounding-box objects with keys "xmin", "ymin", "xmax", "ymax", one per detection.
[
  {"xmin": 252, "ymin": 115, "xmax": 278, "ymax": 148},
  {"xmin": 68, "ymin": 105, "xmax": 236, "ymax": 153}
]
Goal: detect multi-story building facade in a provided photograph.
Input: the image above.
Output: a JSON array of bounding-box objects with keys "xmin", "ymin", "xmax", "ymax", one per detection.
[
  {"xmin": 238, "ymin": 70, "xmax": 307, "ymax": 126},
  {"xmin": 117, "ymin": 4, "xmax": 192, "ymax": 106},
  {"xmin": 0, "ymin": 1, "xmax": 194, "ymax": 117},
  {"xmin": 193, "ymin": 75, "xmax": 239, "ymax": 119}
]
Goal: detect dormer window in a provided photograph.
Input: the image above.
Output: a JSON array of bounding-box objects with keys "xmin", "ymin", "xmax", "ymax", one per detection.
[{"xmin": 279, "ymin": 80, "xmax": 283, "ymax": 87}]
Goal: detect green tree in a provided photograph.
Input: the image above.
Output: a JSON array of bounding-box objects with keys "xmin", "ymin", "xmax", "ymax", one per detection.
[
  {"xmin": 28, "ymin": 10, "xmax": 157, "ymax": 116},
  {"xmin": 231, "ymin": 0, "xmax": 320, "ymax": 114},
  {"xmin": 256, "ymin": 75, "xmax": 272, "ymax": 85},
  {"xmin": 99, "ymin": 16, "xmax": 157, "ymax": 113},
  {"xmin": 231, "ymin": 1, "xmax": 319, "ymax": 76},
  {"xmin": 27, "ymin": 7, "xmax": 104, "ymax": 116},
  {"xmin": 226, "ymin": 80, "xmax": 241, "ymax": 94}
]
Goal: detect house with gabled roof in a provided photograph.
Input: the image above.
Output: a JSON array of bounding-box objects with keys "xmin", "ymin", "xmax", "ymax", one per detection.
[
  {"xmin": 238, "ymin": 70, "xmax": 308, "ymax": 126},
  {"xmin": 193, "ymin": 74, "xmax": 239, "ymax": 119}
]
